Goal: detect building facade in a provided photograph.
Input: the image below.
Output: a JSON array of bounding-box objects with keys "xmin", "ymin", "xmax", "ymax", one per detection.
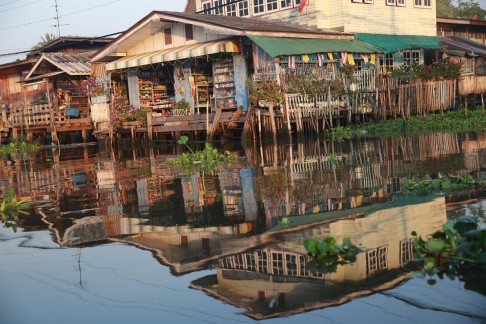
[{"xmin": 193, "ymin": 0, "xmax": 437, "ymax": 36}]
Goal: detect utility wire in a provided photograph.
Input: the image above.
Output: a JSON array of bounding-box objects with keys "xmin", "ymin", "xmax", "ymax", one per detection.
[
  {"xmin": 0, "ymin": 0, "xmax": 44, "ymax": 13},
  {"xmin": 0, "ymin": 0, "xmax": 22, "ymax": 7},
  {"xmin": 0, "ymin": 0, "xmax": 122, "ymax": 31},
  {"xmin": 0, "ymin": 31, "xmax": 123, "ymax": 58}
]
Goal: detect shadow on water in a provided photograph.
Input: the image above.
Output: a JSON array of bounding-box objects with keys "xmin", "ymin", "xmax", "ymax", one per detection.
[{"xmin": 1, "ymin": 132, "xmax": 486, "ymax": 321}]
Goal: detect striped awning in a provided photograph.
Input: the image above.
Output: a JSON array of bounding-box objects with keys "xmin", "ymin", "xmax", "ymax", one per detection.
[{"xmin": 106, "ymin": 39, "xmax": 240, "ymax": 71}]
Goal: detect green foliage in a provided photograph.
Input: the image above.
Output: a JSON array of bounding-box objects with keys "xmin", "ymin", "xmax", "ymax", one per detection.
[
  {"xmin": 437, "ymin": 0, "xmax": 486, "ymax": 19},
  {"xmin": 391, "ymin": 61, "xmax": 461, "ymax": 81},
  {"xmin": 31, "ymin": 32, "xmax": 57, "ymax": 50},
  {"xmin": 403, "ymin": 172, "xmax": 486, "ymax": 195},
  {"xmin": 0, "ymin": 141, "xmax": 39, "ymax": 155},
  {"xmin": 411, "ymin": 215, "xmax": 486, "ymax": 285},
  {"xmin": 304, "ymin": 237, "xmax": 361, "ymax": 274},
  {"xmin": 165, "ymin": 137, "xmax": 238, "ymax": 172},
  {"xmin": 325, "ymin": 125, "xmax": 355, "ymax": 142},
  {"xmin": 338, "ymin": 107, "xmax": 486, "ymax": 141},
  {"xmin": 1, "ymin": 190, "xmax": 35, "ymax": 232},
  {"xmin": 247, "ymin": 76, "xmax": 283, "ymax": 107},
  {"xmin": 283, "ymin": 74, "xmax": 345, "ymax": 96},
  {"xmin": 175, "ymin": 99, "xmax": 191, "ymax": 111}
]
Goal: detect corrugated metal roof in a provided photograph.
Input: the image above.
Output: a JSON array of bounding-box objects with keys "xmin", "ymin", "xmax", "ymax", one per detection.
[
  {"xmin": 23, "ymin": 71, "xmax": 64, "ymax": 82},
  {"xmin": 161, "ymin": 11, "xmax": 349, "ymax": 36},
  {"xmin": 24, "ymin": 51, "xmax": 94, "ymax": 82},
  {"xmin": 42, "ymin": 52, "xmax": 94, "ymax": 74},
  {"xmin": 106, "ymin": 39, "xmax": 240, "ymax": 71},
  {"xmin": 439, "ymin": 36, "xmax": 486, "ymax": 56},
  {"xmin": 356, "ymin": 34, "xmax": 442, "ymax": 53},
  {"xmin": 248, "ymin": 36, "xmax": 382, "ymax": 57}
]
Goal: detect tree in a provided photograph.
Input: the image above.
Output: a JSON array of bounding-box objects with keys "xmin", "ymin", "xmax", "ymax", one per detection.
[
  {"xmin": 437, "ymin": 0, "xmax": 458, "ymax": 18},
  {"xmin": 456, "ymin": 0, "xmax": 486, "ymax": 20},
  {"xmin": 436, "ymin": 0, "xmax": 486, "ymax": 20},
  {"xmin": 31, "ymin": 33, "xmax": 57, "ymax": 50}
]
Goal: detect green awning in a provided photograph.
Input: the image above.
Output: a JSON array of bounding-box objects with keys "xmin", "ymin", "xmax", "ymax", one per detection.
[
  {"xmin": 447, "ymin": 49, "xmax": 466, "ymax": 57},
  {"xmin": 248, "ymin": 36, "xmax": 382, "ymax": 58},
  {"xmin": 356, "ymin": 33, "xmax": 442, "ymax": 53}
]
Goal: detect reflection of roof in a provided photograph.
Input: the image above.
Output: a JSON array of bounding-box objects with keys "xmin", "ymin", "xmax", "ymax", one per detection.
[
  {"xmin": 440, "ymin": 36, "xmax": 486, "ymax": 56},
  {"xmin": 192, "ymin": 270, "xmax": 413, "ymax": 320}
]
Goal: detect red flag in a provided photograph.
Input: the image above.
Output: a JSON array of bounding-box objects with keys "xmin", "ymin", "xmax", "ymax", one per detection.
[
  {"xmin": 472, "ymin": 14, "xmax": 478, "ymax": 20},
  {"xmin": 298, "ymin": 0, "xmax": 308, "ymax": 13}
]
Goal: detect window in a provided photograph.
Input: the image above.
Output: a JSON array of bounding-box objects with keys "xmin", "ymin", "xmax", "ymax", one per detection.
[
  {"xmin": 400, "ymin": 239, "xmax": 416, "ymax": 264},
  {"xmin": 253, "ymin": 0, "xmax": 265, "ymax": 14},
  {"xmin": 285, "ymin": 253, "xmax": 298, "ymax": 276},
  {"xmin": 295, "ymin": 0, "xmax": 301, "ymax": 5},
  {"xmin": 397, "ymin": 0, "xmax": 405, "ymax": 6},
  {"xmin": 380, "ymin": 53, "xmax": 394, "ymax": 71},
  {"xmin": 281, "ymin": 0, "xmax": 292, "ymax": 9},
  {"xmin": 267, "ymin": 0, "xmax": 278, "ymax": 11},
  {"xmin": 202, "ymin": 1, "xmax": 211, "ymax": 14},
  {"xmin": 403, "ymin": 50, "xmax": 420, "ymax": 65},
  {"xmin": 364, "ymin": 0, "xmax": 373, "ymax": 3},
  {"xmin": 184, "ymin": 24, "xmax": 194, "ymax": 41},
  {"xmin": 227, "ymin": 0, "xmax": 237, "ymax": 16},
  {"xmin": 214, "ymin": 0, "xmax": 224, "ymax": 15},
  {"xmin": 257, "ymin": 250, "xmax": 268, "ymax": 273},
  {"xmin": 386, "ymin": 0, "xmax": 395, "ymax": 5},
  {"xmin": 164, "ymin": 27, "xmax": 172, "ymax": 45},
  {"xmin": 272, "ymin": 252, "xmax": 284, "ymax": 276},
  {"xmin": 367, "ymin": 245, "xmax": 388, "ymax": 275},
  {"xmin": 414, "ymin": 0, "xmax": 431, "ymax": 7},
  {"xmin": 238, "ymin": 0, "xmax": 249, "ymax": 16}
]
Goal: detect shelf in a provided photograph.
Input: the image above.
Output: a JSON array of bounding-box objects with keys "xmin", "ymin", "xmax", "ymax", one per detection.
[{"xmin": 215, "ymin": 95, "xmax": 235, "ymax": 99}]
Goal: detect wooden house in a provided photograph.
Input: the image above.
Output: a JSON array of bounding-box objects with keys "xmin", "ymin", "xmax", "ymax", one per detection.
[
  {"xmin": 191, "ymin": 0, "xmax": 440, "ymax": 69},
  {"xmin": 437, "ymin": 17, "xmax": 486, "ymax": 45},
  {"xmin": 439, "ymin": 36, "xmax": 486, "ymax": 97},
  {"xmin": 91, "ymin": 11, "xmax": 382, "ymax": 140},
  {"xmin": 0, "ymin": 37, "xmax": 112, "ymax": 144}
]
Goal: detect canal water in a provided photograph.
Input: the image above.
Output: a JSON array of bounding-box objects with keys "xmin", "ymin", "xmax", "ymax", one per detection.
[{"xmin": 1, "ymin": 132, "xmax": 486, "ymax": 324}]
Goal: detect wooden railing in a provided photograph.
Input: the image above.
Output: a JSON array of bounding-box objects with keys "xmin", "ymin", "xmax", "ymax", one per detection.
[{"xmin": 8, "ymin": 103, "xmax": 52, "ymax": 127}]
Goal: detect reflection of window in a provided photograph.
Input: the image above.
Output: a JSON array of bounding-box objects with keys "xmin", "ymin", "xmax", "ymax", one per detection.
[
  {"xmin": 258, "ymin": 250, "xmax": 268, "ymax": 273},
  {"xmin": 367, "ymin": 245, "xmax": 388, "ymax": 275},
  {"xmin": 234, "ymin": 254, "xmax": 245, "ymax": 270},
  {"xmin": 164, "ymin": 27, "xmax": 172, "ymax": 45},
  {"xmin": 246, "ymin": 253, "xmax": 256, "ymax": 271},
  {"xmin": 253, "ymin": 0, "xmax": 265, "ymax": 14},
  {"xmin": 400, "ymin": 239, "xmax": 416, "ymax": 264},
  {"xmin": 238, "ymin": 0, "xmax": 249, "ymax": 16},
  {"xmin": 272, "ymin": 252, "xmax": 284, "ymax": 275},
  {"xmin": 285, "ymin": 253, "xmax": 298, "ymax": 276}
]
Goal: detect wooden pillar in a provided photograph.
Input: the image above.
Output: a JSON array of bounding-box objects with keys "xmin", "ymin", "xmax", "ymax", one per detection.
[
  {"xmin": 147, "ymin": 110, "xmax": 153, "ymax": 141},
  {"xmin": 268, "ymin": 103, "xmax": 277, "ymax": 144},
  {"xmin": 81, "ymin": 129, "xmax": 87, "ymax": 143}
]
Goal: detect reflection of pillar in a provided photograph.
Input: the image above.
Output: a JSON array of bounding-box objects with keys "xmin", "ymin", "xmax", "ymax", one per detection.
[{"xmin": 240, "ymin": 168, "xmax": 258, "ymax": 221}]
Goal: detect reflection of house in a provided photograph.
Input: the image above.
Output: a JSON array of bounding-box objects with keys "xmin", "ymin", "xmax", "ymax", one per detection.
[{"xmin": 191, "ymin": 195, "xmax": 447, "ymax": 319}]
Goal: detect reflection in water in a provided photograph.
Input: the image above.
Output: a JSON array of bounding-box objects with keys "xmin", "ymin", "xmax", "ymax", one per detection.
[
  {"xmin": 1, "ymin": 133, "xmax": 486, "ymax": 321},
  {"xmin": 191, "ymin": 195, "xmax": 447, "ymax": 320}
]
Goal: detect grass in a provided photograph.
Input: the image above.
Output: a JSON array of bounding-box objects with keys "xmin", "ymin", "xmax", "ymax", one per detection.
[{"xmin": 0, "ymin": 141, "xmax": 39, "ymax": 155}]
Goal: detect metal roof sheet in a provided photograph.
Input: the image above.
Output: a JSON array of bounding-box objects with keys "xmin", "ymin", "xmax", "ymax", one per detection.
[
  {"xmin": 248, "ymin": 36, "xmax": 382, "ymax": 57},
  {"xmin": 439, "ymin": 36, "xmax": 486, "ymax": 56}
]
